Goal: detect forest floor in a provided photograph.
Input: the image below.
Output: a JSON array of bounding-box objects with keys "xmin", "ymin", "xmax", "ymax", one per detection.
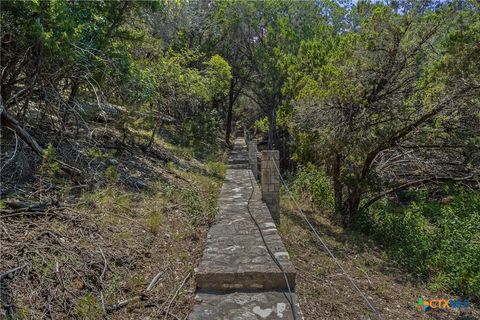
[
  {"xmin": 0, "ymin": 120, "xmax": 226, "ymax": 319},
  {"xmin": 278, "ymin": 195, "xmax": 480, "ymax": 320},
  {"xmin": 2, "ymin": 118, "xmax": 479, "ymax": 320}
]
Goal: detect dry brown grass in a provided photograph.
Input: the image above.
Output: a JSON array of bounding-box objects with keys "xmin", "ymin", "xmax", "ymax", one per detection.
[{"xmin": 0, "ymin": 135, "xmax": 225, "ymax": 319}]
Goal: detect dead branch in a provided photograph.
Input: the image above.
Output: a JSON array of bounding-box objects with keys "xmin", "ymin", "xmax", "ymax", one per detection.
[
  {"xmin": 106, "ymin": 295, "xmax": 143, "ymax": 313},
  {"xmin": 1, "ymin": 105, "xmax": 82, "ymax": 176},
  {"xmin": 2, "ymin": 200, "xmax": 48, "ymax": 211},
  {"xmin": 158, "ymin": 308, "xmax": 182, "ymax": 320},
  {"xmin": 99, "ymin": 248, "xmax": 107, "ymax": 282},
  {"xmin": 106, "ymin": 271, "xmax": 190, "ymax": 318},
  {"xmin": 0, "ymin": 211, "xmax": 48, "ymax": 219},
  {"xmin": 0, "ymin": 201, "xmax": 52, "ymax": 218},
  {"xmin": 163, "ymin": 272, "xmax": 191, "ymax": 320},
  {"xmin": 0, "ymin": 128, "xmax": 19, "ymax": 173},
  {"xmin": 362, "ymin": 174, "xmax": 475, "ymax": 210},
  {"xmin": 146, "ymin": 269, "xmax": 165, "ymax": 291},
  {"xmin": 0, "ymin": 265, "xmax": 27, "ymax": 281},
  {"xmin": 106, "ymin": 295, "xmax": 181, "ymax": 319}
]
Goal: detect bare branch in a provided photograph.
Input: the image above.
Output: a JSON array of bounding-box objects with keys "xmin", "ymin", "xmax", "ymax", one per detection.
[{"xmin": 362, "ymin": 175, "xmax": 475, "ymax": 210}]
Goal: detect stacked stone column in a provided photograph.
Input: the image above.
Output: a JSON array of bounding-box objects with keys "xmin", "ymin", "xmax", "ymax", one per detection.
[
  {"xmin": 248, "ymin": 139, "xmax": 258, "ymax": 179},
  {"xmin": 261, "ymin": 150, "xmax": 280, "ymax": 224}
]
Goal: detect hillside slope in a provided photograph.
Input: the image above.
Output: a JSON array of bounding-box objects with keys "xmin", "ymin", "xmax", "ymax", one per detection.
[
  {"xmin": 279, "ymin": 196, "xmax": 480, "ymax": 320},
  {"xmin": 0, "ymin": 117, "xmax": 226, "ymax": 319}
]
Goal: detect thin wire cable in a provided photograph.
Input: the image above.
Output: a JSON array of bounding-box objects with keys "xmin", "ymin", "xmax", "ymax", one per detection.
[
  {"xmin": 245, "ymin": 170, "xmax": 297, "ymax": 320},
  {"xmin": 271, "ymin": 159, "xmax": 383, "ymax": 320},
  {"xmin": 243, "ymin": 144, "xmax": 297, "ymax": 320}
]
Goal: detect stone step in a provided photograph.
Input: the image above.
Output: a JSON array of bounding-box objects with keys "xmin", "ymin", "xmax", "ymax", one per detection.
[
  {"xmin": 228, "ymin": 159, "xmax": 249, "ymax": 165},
  {"xmin": 189, "ymin": 290, "xmax": 303, "ymax": 320},
  {"xmin": 190, "ymin": 137, "xmax": 302, "ymax": 319},
  {"xmin": 228, "ymin": 158, "xmax": 249, "ymax": 164},
  {"xmin": 195, "ymin": 168, "xmax": 296, "ymax": 291},
  {"xmin": 229, "ymin": 154, "xmax": 249, "ymax": 162},
  {"xmin": 227, "ymin": 163, "xmax": 250, "ymax": 169}
]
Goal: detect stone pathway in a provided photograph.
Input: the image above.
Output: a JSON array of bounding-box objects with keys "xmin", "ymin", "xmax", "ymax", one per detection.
[{"xmin": 189, "ymin": 138, "xmax": 303, "ymax": 319}]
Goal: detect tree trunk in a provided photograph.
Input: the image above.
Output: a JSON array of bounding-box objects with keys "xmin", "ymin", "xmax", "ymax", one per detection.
[
  {"xmin": 225, "ymin": 78, "xmax": 234, "ymax": 145},
  {"xmin": 146, "ymin": 104, "xmax": 161, "ymax": 151},
  {"xmin": 67, "ymin": 80, "xmax": 79, "ymax": 105},
  {"xmin": 333, "ymin": 153, "xmax": 343, "ymax": 218},
  {"xmin": 146, "ymin": 118, "xmax": 159, "ymax": 151},
  {"xmin": 267, "ymin": 108, "xmax": 276, "ymax": 149},
  {"xmin": 342, "ymin": 188, "xmax": 362, "ymax": 227}
]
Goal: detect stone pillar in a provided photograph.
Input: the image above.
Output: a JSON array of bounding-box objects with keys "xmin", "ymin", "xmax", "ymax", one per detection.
[
  {"xmin": 248, "ymin": 139, "xmax": 258, "ymax": 179},
  {"xmin": 261, "ymin": 150, "xmax": 280, "ymax": 224}
]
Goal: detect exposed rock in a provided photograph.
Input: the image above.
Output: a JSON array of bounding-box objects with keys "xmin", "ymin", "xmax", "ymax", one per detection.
[{"xmin": 77, "ymin": 102, "xmax": 124, "ymax": 123}]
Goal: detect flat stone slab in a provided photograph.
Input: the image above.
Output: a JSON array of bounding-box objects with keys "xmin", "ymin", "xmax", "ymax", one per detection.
[
  {"xmin": 196, "ymin": 168, "xmax": 296, "ymax": 290},
  {"xmin": 228, "ymin": 138, "xmax": 249, "ymax": 168},
  {"xmin": 228, "ymin": 163, "xmax": 250, "ymax": 169},
  {"xmin": 190, "ymin": 137, "xmax": 302, "ymax": 319},
  {"xmin": 189, "ymin": 290, "xmax": 303, "ymax": 320}
]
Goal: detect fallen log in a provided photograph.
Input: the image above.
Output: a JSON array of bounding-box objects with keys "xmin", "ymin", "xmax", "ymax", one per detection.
[
  {"xmin": 0, "ymin": 104, "xmax": 81, "ymax": 176},
  {"xmin": 0, "ymin": 211, "xmax": 47, "ymax": 219}
]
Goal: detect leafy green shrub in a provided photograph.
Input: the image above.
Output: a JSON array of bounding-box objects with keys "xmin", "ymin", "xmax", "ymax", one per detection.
[
  {"xmin": 205, "ymin": 161, "xmax": 226, "ymax": 178},
  {"xmin": 164, "ymin": 182, "xmax": 218, "ymax": 227},
  {"xmin": 354, "ymin": 187, "xmax": 480, "ymax": 300},
  {"xmin": 41, "ymin": 143, "xmax": 60, "ymax": 175},
  {"xmin": 105, "ymin": 165, "xmax": 119, "ymax": 184},
  {"xmin": 254, "ymin": 117, "xmax": 269, "ymax": 133},
  {"xmin": 432, "ymin": 190, "xmax": 480, "ymax": 298},
  {"xmin": 291, "ymin": 163, "xmax": 334, "ymax": 211},
  {"xmin": 180, "ymin": 187, "xmax": 204, "ymax": 226},
  {"xmin": 83, "ymin": 186, "xmax": 131, "ymax": 215},
  {"xmin": 147, "ymin": 211, "xmax": 163, "ymax": 235},
  {"xmin": 355, "ymin": 201, "xmax": 434, "ymax": 274},
  {"xmin": 74, "ymin": 293, "xmax": 102, "ymax": 320},
  {"xmin": 184, "ymin": 109, "xmax": 222, "ymax": 147},
  {"xmin": 88, "ymin": 147, "xmax": 104, "ymax": 159}
]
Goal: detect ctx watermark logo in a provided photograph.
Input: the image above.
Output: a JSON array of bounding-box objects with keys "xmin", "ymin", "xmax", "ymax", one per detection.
[{"xmin": 417, "ymin": 298, "xmax": 470, "ymax": 312}]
